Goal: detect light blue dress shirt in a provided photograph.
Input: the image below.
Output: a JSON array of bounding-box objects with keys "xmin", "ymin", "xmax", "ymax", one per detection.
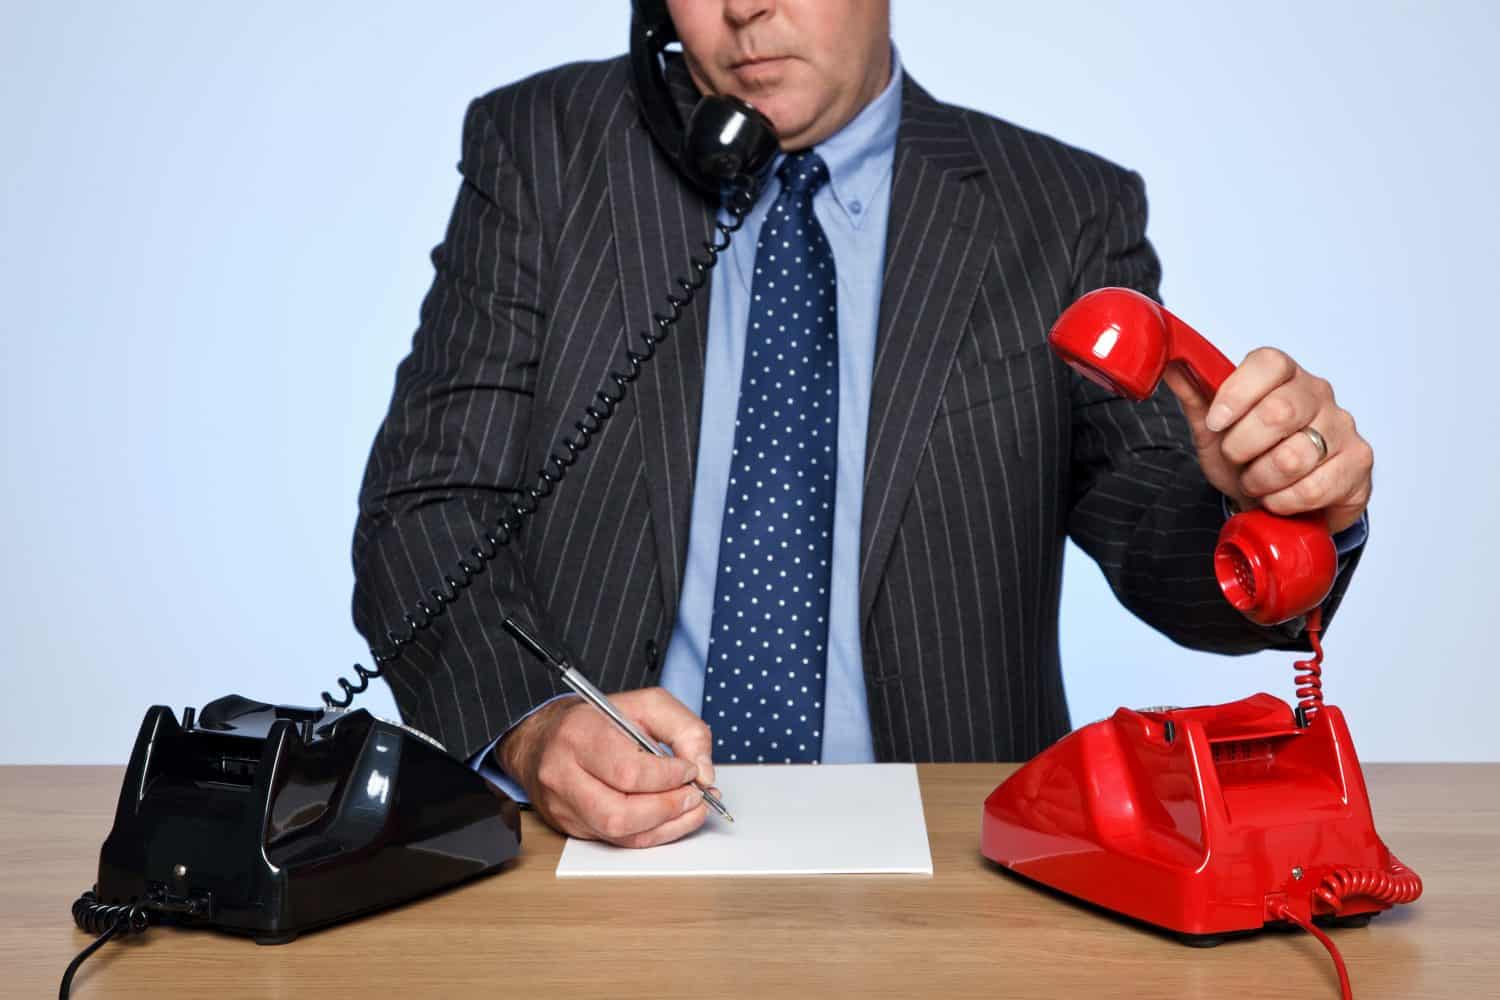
[
  {"xmin": 657, "ymin": 54, "xmax": 905, "ymax": 765},
  {"xmin": 469, "ymin": 47, "xmax": 1366, "ymax": 796}
]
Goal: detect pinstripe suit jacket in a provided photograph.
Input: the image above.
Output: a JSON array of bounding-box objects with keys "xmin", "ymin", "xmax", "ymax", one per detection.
[{"xmin": 351, "ymin": 54, "xmax": 1359, "ymax": 764}]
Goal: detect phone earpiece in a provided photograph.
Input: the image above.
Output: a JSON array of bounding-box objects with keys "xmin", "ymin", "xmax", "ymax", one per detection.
[
  {"xmin": 1048, "ymin": 287, "xmax": 1336, "ymax": 626},
  {"xmin": 1048, "ymin": 287, "xmax": 1236, "ymax": 402},
  {"xmin": 629, "ymin": 4, "xmax": 778, "ymax": 195},
  {"xmin": 684, "ymin": 96, "xmax": 779, "ymax": 189}
]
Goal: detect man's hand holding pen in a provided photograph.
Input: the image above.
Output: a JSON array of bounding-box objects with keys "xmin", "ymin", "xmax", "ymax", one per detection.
[{"xmin": 497, "ymin": 688, "xmax": 720, "ymax": 848}]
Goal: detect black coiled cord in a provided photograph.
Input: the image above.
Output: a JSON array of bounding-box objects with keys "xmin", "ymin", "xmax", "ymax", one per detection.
[
  {"xmin": 62, "ymin": 891, "xmax": 152, "ymax": 999},
  {"xmin": 322, "ymin": 179, "xmax": 758, "ymax": 710}
]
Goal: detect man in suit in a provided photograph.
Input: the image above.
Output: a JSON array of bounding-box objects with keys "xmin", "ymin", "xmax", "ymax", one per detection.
[{"xmin": 352, "ymin": 0, "xmax": 1373, "ymax": 848}]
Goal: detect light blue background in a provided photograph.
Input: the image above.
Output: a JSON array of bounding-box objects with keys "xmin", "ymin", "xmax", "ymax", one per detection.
[{"xmin": 3, "ymin": 1, "xmax": 1496, "ymax": 763}]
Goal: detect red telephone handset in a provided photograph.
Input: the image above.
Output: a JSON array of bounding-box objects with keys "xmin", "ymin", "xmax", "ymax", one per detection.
[
  {"xmin": 1049, "ymin": 287, "xmax": 1336, "ymax": 626},
  {"xmin": 983, "ymin": 289, "xmax": 1419, "ymax": 1000}
]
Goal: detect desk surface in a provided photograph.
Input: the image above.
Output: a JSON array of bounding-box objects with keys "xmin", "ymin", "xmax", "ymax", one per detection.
[{"xmin": 3, "ymin": 763, "xmax": 1497, "ymax": 999}]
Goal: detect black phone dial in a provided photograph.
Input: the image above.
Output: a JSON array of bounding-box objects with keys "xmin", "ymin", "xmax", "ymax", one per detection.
[{"xmin": 61, "ymin": 3, "xmax": 779, "ymax": 995}]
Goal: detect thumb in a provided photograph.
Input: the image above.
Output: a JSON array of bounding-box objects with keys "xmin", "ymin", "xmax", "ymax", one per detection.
[
  {"xmin": 1160, "ymin": 362, "xmax": 1250, "ymax": 509},
  {"xmin": 1161, "ymin": 363, "xmax": 1212, "ymax": 427},
  {"xmin": 1160, "ymin": 364, "xmax": 1222, "ymax": 454}
]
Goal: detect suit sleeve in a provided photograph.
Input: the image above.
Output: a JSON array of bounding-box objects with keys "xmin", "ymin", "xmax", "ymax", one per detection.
[
  {"xmin": 1063, "ymin": 168, "xmax": 1361, "ymax": 654},
  {"xmin": 351, "ymin": 95, "xmax": 566, "ymax": 759}
]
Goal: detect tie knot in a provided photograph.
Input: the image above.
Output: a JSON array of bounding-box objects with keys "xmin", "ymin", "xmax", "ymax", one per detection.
[{"xmin": 776, "ymin": 150, "xmax": 830, "ymax": 196}]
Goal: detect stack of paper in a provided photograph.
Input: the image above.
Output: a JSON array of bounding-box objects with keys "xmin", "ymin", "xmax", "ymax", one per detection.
[{"xmin": 556, "ymin": 762, "xmax": 933, "ymax": 877}]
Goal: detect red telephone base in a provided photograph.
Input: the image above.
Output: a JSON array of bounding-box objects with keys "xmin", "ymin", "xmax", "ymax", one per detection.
[{"xmin": 982, "ymin": 694, "xmax": 1412, "ymax": 938}]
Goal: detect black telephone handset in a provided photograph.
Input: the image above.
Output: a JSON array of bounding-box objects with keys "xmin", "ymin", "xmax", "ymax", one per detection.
[
  {"xmin": 630, "ymin": 0, "xmax": 779, "ymax": 196},
  {"xmin": 62, "ymin": 8, "xmax": 779, "ymax": 996}
]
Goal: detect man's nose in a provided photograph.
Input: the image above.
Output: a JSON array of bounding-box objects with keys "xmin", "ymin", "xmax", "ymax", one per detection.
[{"xmin": 724, "ymin": 0, "xmax": 774, "ymax": 28}]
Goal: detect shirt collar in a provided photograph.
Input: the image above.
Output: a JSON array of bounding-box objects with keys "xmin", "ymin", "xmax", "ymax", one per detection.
[{"xmin": 810, "ymin": 43, "xmax": 902, "ymax": 230}]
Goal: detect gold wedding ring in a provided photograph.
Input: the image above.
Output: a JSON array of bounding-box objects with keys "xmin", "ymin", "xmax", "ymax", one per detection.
[{"xmin": 1301, "ymin": 425, "xmax": 1329, "ymax": 463}]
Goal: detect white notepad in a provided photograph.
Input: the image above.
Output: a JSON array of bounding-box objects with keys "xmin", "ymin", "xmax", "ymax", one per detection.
[{"xmin": 555, "ymin": 763, "xmax": 933, "ymax": 877}]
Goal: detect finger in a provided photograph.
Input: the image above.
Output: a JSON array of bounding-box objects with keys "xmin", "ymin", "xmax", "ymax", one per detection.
[
  {"xmin": 1236, "ymin": 401, "xmax": 1354, "ymax": 498},
  {"xmin": 613, "ymin": 688, "xmax": 717, "ymax": 788},
  {"xmin": 1238, "ymin": 423, "xmax": 1327, "ymax": 499},
  {"xmin": 573, "ymin": 723, "xmax": 700, "ymax": 794},
  {"xmin": 1258, "ymin": 448, "xmax": 1368, "ymax": 519},
  {"xmin": 1218, "ymin": 382, "xmax": 1323, "ymax": 467},
  {"xmin": 1204, "ymin": 347, "xmax": 1299, "ymax": 433},
  {"xmin": 569, "ymin": 765, "xmax": 707, "ymax": 843},
  {"xmin": 613, "ymin": 802, "xmax": 710, "ymax": 850}
]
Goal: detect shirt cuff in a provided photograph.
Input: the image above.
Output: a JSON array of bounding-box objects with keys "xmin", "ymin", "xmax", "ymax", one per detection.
[
  {"xmin": 1330, "ymin": 510, "xmax": 1369, "ymax": 556},
  {"xmin": 1218, "ymin": 495, "xmax": 1369, "ymax": 557},
  {"xmin": 465, "ymin": 693, "xmax": 579, "ymax": 805}
]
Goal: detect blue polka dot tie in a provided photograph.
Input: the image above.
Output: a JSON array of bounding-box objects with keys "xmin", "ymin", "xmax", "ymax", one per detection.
[{"xmin": 703, "ymin": 150, "xmax": 836, "ymax": 764}]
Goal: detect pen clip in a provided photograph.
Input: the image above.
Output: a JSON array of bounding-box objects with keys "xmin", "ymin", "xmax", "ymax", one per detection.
[{"xmin": 502, "ymin": 618, "xmax": 568, "ymax": 675}]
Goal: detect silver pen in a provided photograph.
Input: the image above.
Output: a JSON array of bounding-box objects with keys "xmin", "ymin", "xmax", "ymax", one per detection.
[{"xmin": 502, "ymin": 618, "xmax": 734, "ymax": 823}]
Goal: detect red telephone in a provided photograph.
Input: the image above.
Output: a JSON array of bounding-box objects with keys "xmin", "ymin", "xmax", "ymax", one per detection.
[{"xmin": 982, "ymin": 288, "xmax": 1420, "ymax": 999}]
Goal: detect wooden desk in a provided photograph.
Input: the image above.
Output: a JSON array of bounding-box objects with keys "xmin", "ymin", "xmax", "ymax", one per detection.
[{"xmin": 3, "ymin": 763, "xmax": 1496, "ymax": 998}]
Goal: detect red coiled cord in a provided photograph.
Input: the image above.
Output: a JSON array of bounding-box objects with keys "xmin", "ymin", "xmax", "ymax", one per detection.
[
  {"xmin": 1277, "ymin": 611, "xmax": 1424, "ymax": 998},
  {"xmin": 1293, "ymin": 606, "xmax": 1326, "ymax": 722},
  {"xmin": 1314, "ymin": 854, "xmax": 1424, "ymax": 916},
  {"xmin": 1270, "ymin": 854, "xmax": 1423, "ymax": 1000}
]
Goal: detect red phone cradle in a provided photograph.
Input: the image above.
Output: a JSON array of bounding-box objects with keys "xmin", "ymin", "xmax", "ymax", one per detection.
[{"xmin": 982, "ymin": 693, "xmax": 1420, "ymax": 939}]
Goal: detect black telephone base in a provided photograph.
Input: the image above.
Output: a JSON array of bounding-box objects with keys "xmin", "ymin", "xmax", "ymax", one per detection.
[{"xmin": 93, "ymin": 695, "xmax": 521, "ymax": 942}]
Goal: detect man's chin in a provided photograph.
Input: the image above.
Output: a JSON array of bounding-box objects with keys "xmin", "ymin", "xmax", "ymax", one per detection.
[{"xmin": 740, "ymin": 96, "xmax": 819, "ymax": 148}]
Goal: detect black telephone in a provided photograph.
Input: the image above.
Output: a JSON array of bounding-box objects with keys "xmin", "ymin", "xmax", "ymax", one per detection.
[{"xmin": 61, "ymin": 4, "xmax": 778, "ymax": 995}]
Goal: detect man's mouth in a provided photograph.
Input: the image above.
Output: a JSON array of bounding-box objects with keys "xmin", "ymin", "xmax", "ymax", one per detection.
[{"xmin": 731, "ymin": 55, "xmax": 790, "ymax": 70}]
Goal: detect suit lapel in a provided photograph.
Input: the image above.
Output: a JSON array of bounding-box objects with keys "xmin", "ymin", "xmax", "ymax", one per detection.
[
  {"xmin": 859, "ymin": 77, "xmax": 997, "ymax": 631},
  {"xmin": 605, "ymin": 61, "xmax": 717, "ymax": 615}
]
